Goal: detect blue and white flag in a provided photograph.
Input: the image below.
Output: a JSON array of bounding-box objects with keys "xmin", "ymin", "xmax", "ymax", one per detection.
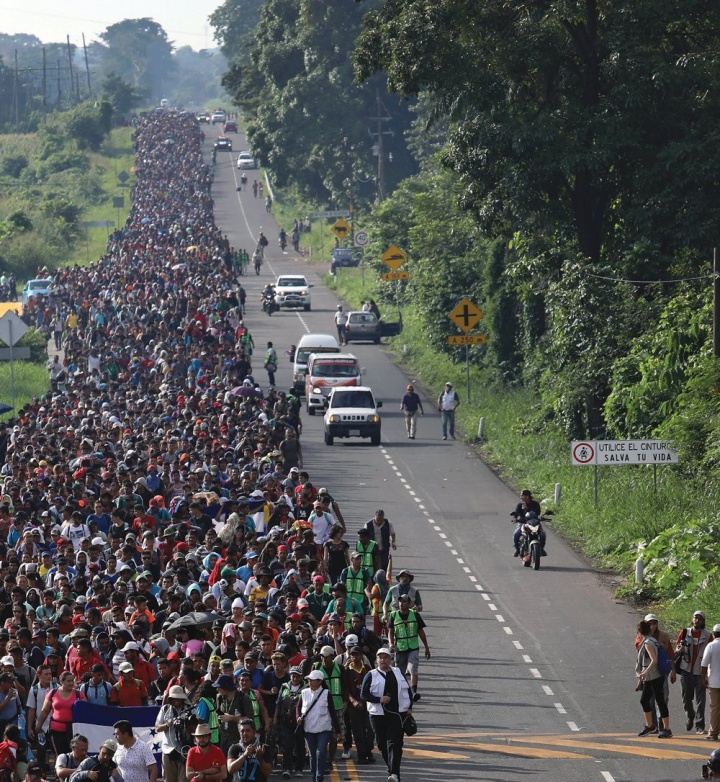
[{"xmin": 73, "ymin": 701, "xmax": 163, "ymax": 764}]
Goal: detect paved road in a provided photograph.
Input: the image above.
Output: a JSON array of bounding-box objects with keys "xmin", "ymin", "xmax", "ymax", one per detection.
[{"xmin": 207, "ymin": 131, "xmax": 706, "ymax": 782}]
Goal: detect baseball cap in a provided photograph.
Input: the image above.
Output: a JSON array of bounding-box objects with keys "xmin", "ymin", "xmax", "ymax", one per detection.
[
  {"xmin": 119, "ymin": 662, "xmax": 134, "ymax": 673},
  {"xmin": 694, "ymin": 610, "xmax": 706, "ymax": 618},
  {"xmin": 377, "ymin": 648, "xmax": 392, "ymax": 656},
  {"xmin": 644, "ymin": 614, "xmax": 659, "ymax": 622},
  {"xmin": 320, "ymin": 645, "xmax": 335, "ymax": 657},
  {"xmin": 344, "ymin": 634, "xmax": 359, "ymax": 646},
  {"xmin": 306, "ymin": 670, "xmax": 324, "ymax": 681},
  {"xmin": 714, "ymin": 624, "xmax": 720, "ymax": 634}
]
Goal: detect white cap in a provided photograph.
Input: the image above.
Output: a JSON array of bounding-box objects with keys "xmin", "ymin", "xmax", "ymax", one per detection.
[
  {"xmin": 232, "ymin": 598, "xmax": 244, "ymax": 610},
  {"xmin": 91, "ymin": 537, "xmax": 105, "ymax": 546},
  {"xmin": 306, "ymin": 670, "xmax": 325, "ymax": 681},
  {"xmin": 119, "ymin": 662, "xmax": 134, "ymax": 673},
  {"xmin": 344, "ymin": 634, "xmax": 359, "ymax": 646},
  {"xmin": 123, "ymin": 642, "xmax": 140, "ymax": 652},
  {"xmin": 376, "ymin": 648, "xmax": 392, "ymax": 657},
  {"xmin": 644, "ymin": 614, "xmax": 659, "ymax": 622}
]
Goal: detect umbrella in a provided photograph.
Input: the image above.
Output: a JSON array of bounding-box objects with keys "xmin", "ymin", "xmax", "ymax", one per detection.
[
  {"xmin": 231, "ymin": 385, "xmax": 262, "ymax": 398},
  {"xmin": 0, "ymin": 404, "xmax": 13, "ymax": 415},
  {"xmin": 167, "ymin": 611, "xmax": 225, "ymax": 631}
]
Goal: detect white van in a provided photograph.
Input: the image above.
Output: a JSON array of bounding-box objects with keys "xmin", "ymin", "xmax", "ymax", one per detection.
[
  {"xmin": 305, "ymin": 353, "xmax": 365, "ymax": 414},
  {"xmin": 292, "ymin": 334, "xmax": 340, "ymax": 394}
]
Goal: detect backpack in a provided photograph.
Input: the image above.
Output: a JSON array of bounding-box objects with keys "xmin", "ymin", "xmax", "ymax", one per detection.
[{"xmin": 651, "ymin": 639, "xmax": 673, "ymax": 675}]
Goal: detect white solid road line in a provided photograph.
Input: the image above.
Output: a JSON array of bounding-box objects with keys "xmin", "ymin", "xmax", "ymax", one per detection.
[{"xmin": 600, "ymin": 772, "xmax": 615, "ymax": 781}]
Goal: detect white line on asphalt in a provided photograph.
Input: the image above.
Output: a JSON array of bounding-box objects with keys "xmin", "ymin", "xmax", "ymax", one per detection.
[
  {"xmin": 522, "ymin": 655, "xmax": 532, "ymax": 663},
  {"xmin": 400, "ymin": 478, "xmax": 407, "ymax": 483},
  {"xmin": 444, "ymin": 541, "xmax": 452, "ymax": 547},
  {"xmin": 481, "ymin": 594, "xmax": 490, "ymax": 601},
  {"xmin": 554, "ymin": 703, "xmax": 567, "ymax": 714},
  {"xmin": 408, "ymin": 490, "xmax": 416, "ymax": 496},
  {"xmin": 457, "ymin": 558, "xmax": 465, "ymax": 564},
  {"xmin": 387, "ymin": 460, "xmax": 394, "ymax": 465},
  {"xmin": 488, "ymin": 603, "xmax": 497, "ymax": 610},
  {"xmin": 418, "ymin": 504, "xmax": 425, "ymax": 509},
  {"xmin": 413, "ymin": 497, "xmax": 421, "ymax": 502},
  {"xmin": 433, "ymin": 526, "xmax": 441, "ymax": 531},
  {"xmin": 427, "ymin": 518, "xmax": 434, "ymax": 523},
  {"xmin": 599, "ymin": 771, "xmax": 614, "ymax": 781},
  {"xmin": 513, "ymin": 641, "xmax": 523, "ymax": 650},
  {"xmin": 542, "ymin": 685, "xmax": 553, "ymax": 696},
  {"xmin": 438, "ymin": 533, "xmax": 447, "ymax": 539},
  {"xmin": 503, "ymin": 627, "xmax": 513, "ymax": 635},
  {"xmin": 529, "ymin": 668, "xmax": 542, "ymax": 678},
  {"xmin": 474, "ymin": 584, "xmax": 483, "ymax": 590},
  {"xmin": 463, "ymin": 567, "xmax": 471, "ymax": 573},
  {"xmin": 423, "ymin": 511, "xmax": 429, "ymax": 515},
  {"xmin": 450, "ymin": 550, "xmax": 458, "ymax": 556},
  {"xmin": 468, "ymin": 576, "xmax": 477, "ymax": 582},
  {"xmin": 568, "ymin": 722, "xmax": 580, "ymax": 732},
  {"xmin": 495, "ymin": 615, "xmax": 505, "ymax": 623}
]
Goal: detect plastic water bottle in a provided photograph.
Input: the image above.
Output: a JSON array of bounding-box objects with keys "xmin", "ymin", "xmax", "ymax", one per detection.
[{"xmin": 37, "ymin": 731, "xmax": 46, "ymax": 746}]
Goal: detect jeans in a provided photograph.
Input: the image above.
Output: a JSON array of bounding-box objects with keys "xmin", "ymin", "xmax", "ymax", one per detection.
[
  {"xmin": 709, "ymin": 687, "xmax": 720, "ymax": 736},
  {"xmin": 681, "ymin": 670, "xmax": 706, "ymax": 730},
  {"xmin": 441, "ymin": 410, "xmax": 455, "ymax": 438},
  {"xmin": 305, "ymin": 729, "xmax": 332, "ymax": 781},
  {"xmin": 347, "ymin": 704, "xmax": 374, "ymax": 759},
  {"xmin": 404, "ymin": 411, "xmax": 418, "ymax": 437},
  {"xmin": 370, "ymin": 713, "xmax": 405, "ymax": 779}
]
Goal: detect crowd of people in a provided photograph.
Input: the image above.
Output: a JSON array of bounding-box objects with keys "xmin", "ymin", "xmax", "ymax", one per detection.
[{"xmin": 0, "ymin": 110, "xmax": 427, "ymax": 782}]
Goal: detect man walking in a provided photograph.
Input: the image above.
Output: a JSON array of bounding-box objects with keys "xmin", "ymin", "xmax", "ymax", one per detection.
[
  {"xmin": 334, "ymin": 305, "xmax": 348, "ymax": 345},
  {"xmin": 264, "ymin": 342, "xmax": 277, "ymax": 388},
  {"xmin": 437, "ymin": 382, "xmax": 459, "ymax": 440},
  {"xmin": 676, "ymin": 610, "xmax": 712, "ymax": 733},
  {"xmin": 113, "ymin": 720, "xmax": 158, "ymax": 782},
  {"xmin": 399, "ymin": 385, "xmax": 424, "ymax": 439},
  {"xmin": 702, "ymin": 625, "xmax": 720, "ymax": 740},
  {"xmin": 361, "ymin": 649, "xmax": 412, "ymax": 782}
]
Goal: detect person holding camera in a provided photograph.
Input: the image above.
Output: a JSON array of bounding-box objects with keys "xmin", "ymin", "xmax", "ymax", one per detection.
[
  {"xmin": 156, "ymin": 686, "xmax": 191, "ymax": 782},
  {"xmin": 227, "ymin": 720, "xmax": 273, "ymax": 782},
  {"xmin": 676, "ymin": 610, "xmax": 713, "ymax": 734}
]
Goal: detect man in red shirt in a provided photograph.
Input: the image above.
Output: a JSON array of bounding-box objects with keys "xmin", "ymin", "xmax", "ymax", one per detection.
[
  {"xmin": 68, "ymin": 639, "xmax": 109, "ymax": 682},
  {"xmin": 109, "ymin": 662, "xmax": 149, "ymax": 707},
  {"xmin": 122, "ymin": 643, "xmax": 155, "ymax": 691},
  {"xmin": 186, "ymin": 724, "xmax": 226, "ymax": 782}
]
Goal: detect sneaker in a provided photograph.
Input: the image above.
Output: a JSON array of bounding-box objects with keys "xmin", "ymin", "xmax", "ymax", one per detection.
[
  {"xmin": 450, "ymin": 434, "xmax": 456, "ymax": 439},
  {"xmin": 687, "ymin": 717, "xmax": 694, "ymax": 731},
  {"xmin": 282, "ymin": 773, "xmax": 291, "ymax": 780},
  {"xmin": 707, "ymin": 734, "xmax": 719, "ymax": 741},
  {"xmin": 638, "ymin": 725, "xmax": 656, "ymax": 736},
  {"xmin": 388, "ymin": 776, "xmax": 399, "ymax": 782},
  {"xmin": 698, "ymin": 728, "xmax": 707, "ymax": 734},
  {"xmin": 513, "ymin": 551, "xmax": 519, "ymax": 557},
  {"xmin": 341, "ymin": 751, "xmax": 351, "ymax": 760},
  {"xmin": 442, "ymin": 436, "xmax": 447, "ymax": 440},
  {"xmin": 658, "ymin": 729, "xmax": 673, "ymax": 739}
]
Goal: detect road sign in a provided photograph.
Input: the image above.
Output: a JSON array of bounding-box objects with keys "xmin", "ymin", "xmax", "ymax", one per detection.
[
  {"xmin": 0, "ymin": 311, "xmax": 28, "ymax": 347},
  {"xmin": 382, "ymin": 271, "xmax": 410, "ymax": 281},
  {"xmin": 331, "ymin": 219, "xmax": 351, "ymax": 240},
  {"xmin": 354, "ymin": 230, "xmax": 369, "ymax": 248},
  {"xmin": 0, "ymin": 348, "xmax": 30, "ymax": 360},
  {"xmin": 313, "ymin": 210, "xmax": 349, "ymax": 219},
  {"xmin": 448, "ymin": 334, "xmax": 487, "ymax": 346},
  {"xmin": 448, "ymin": 298, "xmax": 484, "ymax": 333},
  {"xmin": 382, "ymin": 245, "xmax": 408, "ymax": 271},
  {"xmin": 571, "ymin": 440, "xmax": 678, "ymax": 466}
]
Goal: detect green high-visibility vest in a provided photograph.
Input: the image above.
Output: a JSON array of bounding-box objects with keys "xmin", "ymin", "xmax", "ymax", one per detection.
[
  {"xmin": 198, "ymin": 696, "xmax": 220, "ymax": 743},
  {"xmin": 392, "ymin": 609, "xmax": 419, "ymax": 652},
  {"xmin": 247, "ymin": 690, "xmax": 261, "ymax": 731},
  {"xmin": 343, "ymin": 567, "xmax": 368, "ymax": 608},
  {"xmin": 314, "ymin": 662, "xmax": 343, "ymax": 710},
  {"xmin": 355, "ymin": 540, "xmax": 377, "ymax": 570}
]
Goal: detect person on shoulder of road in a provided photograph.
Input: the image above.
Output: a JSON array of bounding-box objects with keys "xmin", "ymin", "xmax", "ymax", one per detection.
[
  {"xmin": 702, "ymin": 624, "xmax": 720, "ymax": 741},
  {"xmin": 635, "ymin": 613, "xmax": 676, "ymax": 731},
  {"xmin": 399, "ymin": 384, "xmax": 424, "ymax": 440},
  {"xmin": 437, "ymin": 382, "xmax": 459, "ymax": 440},
  {"xmin": 636, "ymin": 619, "xmax": 672, "ymax": 738},
  {"xmin": 360, "ymin": 648, "xmax": 412, "ymax": 782},
  {"xmin": 334, "ymin": 306, "xmax": 348, "ymax": 345},
  {"xmin": 387, "ymin": 594, "xmax": 430, "ymax": 703},
  {"xmin": 676, "ymin": 610, "xmax": 712, "ymax": 734}
]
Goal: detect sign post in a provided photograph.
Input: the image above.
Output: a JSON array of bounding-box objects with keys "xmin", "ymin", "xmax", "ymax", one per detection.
[
  {"xmin": 0, "ymin": 311, "xmax": 29, "ymax": 413},
  {"xmin": 448, "ymin": 298, "xmax": 484, "ymax": 402}
]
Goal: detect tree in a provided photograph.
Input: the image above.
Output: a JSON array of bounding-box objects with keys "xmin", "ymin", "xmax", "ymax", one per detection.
[
  {"xmin": 209, "ymin": 0, "xmax": 264, "ymax": 61},
  {"xmin": 101, "ymin": 73, "xmax": 144, "ymax": 117},
  {"xmin": 354, "ymin": 0, "xmax": 720, "ymax": 268},
  {"xmin": 97, "ymin": 18, "xmax": 176, "ymax": 100}
]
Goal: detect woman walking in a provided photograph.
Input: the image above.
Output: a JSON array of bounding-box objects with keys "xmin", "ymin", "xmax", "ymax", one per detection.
[
  {"xmin": 36, "ymin": 671, "xmax": 86, "ymax": 756},
  {"xmin": 297, "ymin": 670, "xmax": 341, "ymax": 782},
  {"xmin": 636, "ymin": 619, "xmax": 673, "ymax": 738}
]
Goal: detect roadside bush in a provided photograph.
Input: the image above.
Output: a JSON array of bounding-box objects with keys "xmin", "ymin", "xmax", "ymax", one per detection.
[{"xmin": 1, "ymin": 155, "xmax": 28, "ymax": 178}]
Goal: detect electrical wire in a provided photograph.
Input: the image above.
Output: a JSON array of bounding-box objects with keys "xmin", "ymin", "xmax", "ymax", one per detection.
[{"xmin": 585, "ymin": 271, "xmax": 715, "ymax": 284}]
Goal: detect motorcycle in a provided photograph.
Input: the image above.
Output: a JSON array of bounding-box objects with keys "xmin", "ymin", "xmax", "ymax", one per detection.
[
  {"xmin": 279, "ymin": 234, "xmax": 287, "ymax": 251},
  {"xmin": 261, "ymin": 293, "xmax": 278, "ymax": 316},
  {"xmin": 518, "ymin": 518, "xmax": 544, "ymax": 570}
]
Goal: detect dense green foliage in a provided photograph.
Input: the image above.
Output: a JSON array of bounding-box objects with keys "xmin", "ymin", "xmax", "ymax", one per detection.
[{"xmin": 217, "ymin": 0, "xmax": 416, "ymax": 205}]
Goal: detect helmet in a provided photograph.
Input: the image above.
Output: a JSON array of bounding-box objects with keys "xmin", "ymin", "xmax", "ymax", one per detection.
[{"xmin": 709, "ymin": 749, "xmax": 720, "ymax": 772}]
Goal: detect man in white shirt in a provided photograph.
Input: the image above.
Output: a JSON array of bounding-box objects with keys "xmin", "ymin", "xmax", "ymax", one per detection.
[
  {"xmin": 437, "ymin": 382, "xmax": 460, "ymax": 440},
  {"xmin": 113, "ymin": 720, "xmax": 158, "ymax": 782},
  {"xmin": 701, "ymin": 624, "xmax": 720, "ymax": 739},
  {"xmin": 334, "ymin": 306, "xmax": 348, "ymax": 344}
]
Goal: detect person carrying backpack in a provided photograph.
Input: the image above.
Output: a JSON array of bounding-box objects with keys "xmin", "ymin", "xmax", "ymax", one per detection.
[
  {"xmin": 636, "ymin": 618, "xmax": 673, "ymax": 738},
  {"xmin": 436, "ymin": 382, "xmax": 460, "ymax": 440}
]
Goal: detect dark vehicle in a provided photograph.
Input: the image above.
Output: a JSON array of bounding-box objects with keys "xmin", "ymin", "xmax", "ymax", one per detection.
[
  {"xmin": 213, "ymin": 136, "xmax": 233, "ymax": 151},
  {"xmin": 224, "ymin": 120, "xmax": 238, "ymax": 133},
  {"xmin": 331, "ymin": 247, "xmax": 360, "ymax": 268}
]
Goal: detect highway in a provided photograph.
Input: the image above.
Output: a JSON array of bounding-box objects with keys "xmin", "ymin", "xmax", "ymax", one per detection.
[{"xmin": 208, "ymin": 128, "xmax": 706, "ymax": 782}]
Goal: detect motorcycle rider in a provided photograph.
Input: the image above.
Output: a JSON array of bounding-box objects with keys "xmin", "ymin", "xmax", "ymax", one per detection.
[
  {"xmin": 278, "ymin": 229, "xmax": 287, "ymax": 251},
  {"xmin": 513, "ymin": 510, "xmax": 546, "ymax": 557},
  {"xmin": 261, "ymin": 284, "xmax": 276, "ymax": 313}
]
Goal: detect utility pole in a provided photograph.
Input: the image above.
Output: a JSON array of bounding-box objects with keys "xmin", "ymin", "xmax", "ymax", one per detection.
[
  {"xmin": 57, "ymin": 59, "xmax": 62, "ymax": 108},
  {"xmin": 82, "ymin": 34, "xmax": 91, "ymax": 97},
  {"xmin": 370, "ymin": 90, "xmax": 393, "ymax": 203},
  {"xmin": 42, "ymin": 47, "xmax": 47, "ymax": 123},
  {"xmin": 13, "ymin": 50, "xmax": 19, "ymax": 133},
  {"xmin": 66, "ymin": 36, "xmax": 76, "ymax": 106}
]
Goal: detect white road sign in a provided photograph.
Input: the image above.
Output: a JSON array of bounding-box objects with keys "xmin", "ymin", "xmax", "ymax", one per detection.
[
  {"xmin": 354, "ymin": 230, "xmax": 369, "ymax": 247},
  {"xmin": 0, "ymin": 311, "xmax": 28, "ymax": 347},
  {"xmin": 571, "ymin": 440, "xmax": 678, "ymax": 466}
]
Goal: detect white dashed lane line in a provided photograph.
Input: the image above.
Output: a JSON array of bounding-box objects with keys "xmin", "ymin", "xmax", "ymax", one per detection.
[{"xmin": 380, "ymin": 448, "xmax": 583, "ymax": 749}]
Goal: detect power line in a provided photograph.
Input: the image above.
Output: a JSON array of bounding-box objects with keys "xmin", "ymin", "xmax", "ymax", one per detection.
[{"xmin": 586, "ymin": 271, "xmax": 714, "ymax": 284}]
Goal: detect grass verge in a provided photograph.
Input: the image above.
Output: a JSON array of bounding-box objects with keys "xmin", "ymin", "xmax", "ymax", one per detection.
[{"xmin": 0, "ymin": 362, "xmax": 50, "ymax": 420}]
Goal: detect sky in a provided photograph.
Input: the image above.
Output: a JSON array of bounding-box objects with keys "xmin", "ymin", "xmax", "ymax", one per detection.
[{"xmin": 0, "ymin": 0, "xmax": 223, "ymax": 51}]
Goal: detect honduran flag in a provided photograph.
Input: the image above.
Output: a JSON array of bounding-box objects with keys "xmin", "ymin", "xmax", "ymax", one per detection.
[{"xmin": 72, "ymin": 701, "xmax": 163, "ymax": 766}]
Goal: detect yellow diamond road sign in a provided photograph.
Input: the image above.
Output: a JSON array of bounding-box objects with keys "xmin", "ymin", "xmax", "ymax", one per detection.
[
  {"xmin": 449, "ymin": 298, "xmax": 484, "ymax": 333},
  {"xmin": 331, "ymin": 219, "xmax": 351, "ymax": 239},
  {"xmin": 381, "ymin": 244, "xmax": 408, "ymax": 271}
]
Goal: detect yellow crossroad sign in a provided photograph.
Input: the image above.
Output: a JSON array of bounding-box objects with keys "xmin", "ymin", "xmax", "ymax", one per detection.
[
  {"xmin": 448, "ymin": 334, "xmax": 486, "ymax": 346},
  {"xmin": 382, "ymin": 271, "xmax": 410, "ymax": 281},
  {"xmin": 331, "ymin": 219, "xmax": 351, "ymax": 240},
  {"xmin": 448, "ymin": 298, "xmax": 483, "ymax": 333},
  {"xmin": 381, "ymin": 244, "xmax": 407, "ymax": 271}
]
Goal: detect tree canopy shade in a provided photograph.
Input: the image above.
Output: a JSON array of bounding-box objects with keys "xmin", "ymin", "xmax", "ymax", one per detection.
[
  {"xmin": 354, "ymin": 0, "xmax": 720, "ymax": 267},
  {"xmin": 220, "ymin": 0, "xmax": 416, "ymax": 204},
  {"xmin": 209, "ymin": 0, "xmax": 264, "ymax": 60}
]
